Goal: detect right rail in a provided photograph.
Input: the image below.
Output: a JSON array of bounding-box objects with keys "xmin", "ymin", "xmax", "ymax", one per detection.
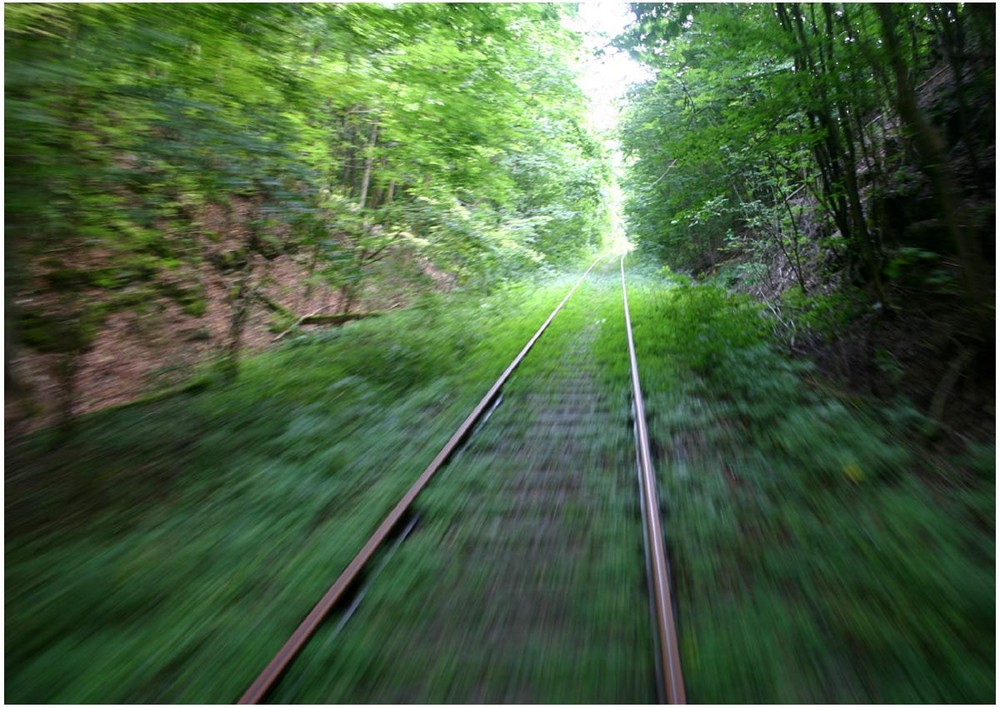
[{"xmin": 621, "ymin": 255, "xmax": 687, "ymax": 704}]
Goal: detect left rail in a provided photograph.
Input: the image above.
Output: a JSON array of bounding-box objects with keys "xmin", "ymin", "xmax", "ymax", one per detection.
[{"xmin": 238, "ymin": 257, "xmax": 601, "ymax": 704}]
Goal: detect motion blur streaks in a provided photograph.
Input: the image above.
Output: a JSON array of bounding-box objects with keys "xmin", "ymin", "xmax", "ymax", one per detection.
[
  {"xmin": 272, "ymin": 268, "xmax": 655, "ymax": 704},
  {"xmin": 5, "ymin": 278, "xmax": 594, "ymax": 703},
  {"xmin": 5, "ymin": 263, "xmax": 993, "ymax": 704}
]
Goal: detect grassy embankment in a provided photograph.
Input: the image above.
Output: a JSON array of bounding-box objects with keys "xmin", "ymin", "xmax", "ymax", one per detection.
[
  {"xmin": 625, "ymin": 261, "xmax": 994, "ymax": 703},
  {"xmin": 6, "ymin": 266, "xmax": 603, "ymax": 703},
  {"xmin": 6, "ymin": 256, "xmax": 993, "ymax": 703}
]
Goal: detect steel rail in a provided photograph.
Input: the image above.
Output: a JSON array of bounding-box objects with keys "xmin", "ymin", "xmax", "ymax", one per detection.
[
  {"xmin": 620, "ymin": 255, "xmax": 686, "ymax": 704},
  {"xmin": 238, "ymin": 257, "xmax": 602, "ymax": 704}
]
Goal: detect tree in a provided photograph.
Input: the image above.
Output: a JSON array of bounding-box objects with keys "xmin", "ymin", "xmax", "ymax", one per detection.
[
  {"xmin": 5, "ymin": 3, "xmax": 612, "ymax": 425},
  {"xmin": 616, "ymin": 2, "xmax": 993, "ymax": 326}
]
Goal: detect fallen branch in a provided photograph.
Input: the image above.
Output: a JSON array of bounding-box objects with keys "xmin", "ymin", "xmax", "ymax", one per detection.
[
  {"xmin": 271, "ymin": 307, "xmax": 325, "ymax": 343},
  {"xmin": 301, "ymin": 312, "xmax": 382, "ymax": 326},
  {"xmin": 258, "ymin": 294, "xmax": 296, "ymax": 318},
  {"xmin": 270, "ymin": 310, "xmax": 384, "ymax": 343}
]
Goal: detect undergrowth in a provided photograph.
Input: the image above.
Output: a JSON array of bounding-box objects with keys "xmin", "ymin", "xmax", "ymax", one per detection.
[
  {"xmin": 5, "ymin": 270, "xmax": 589, "ymax": 703},
  {"xmin": 622, "ymin": 258, "xmax": 995, "ymax": 703},
  {"xmin": 272, "ymin": 265, "xmax": 656, "ymax": 703},
  {"xmin": 5, "ymin": 257, "xmax": 993, "ymax": 703}
]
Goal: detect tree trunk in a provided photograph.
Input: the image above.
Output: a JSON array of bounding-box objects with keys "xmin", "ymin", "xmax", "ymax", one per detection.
[
  {"xmin": 56, "ymin": 351, "xmax": 80, "ymax": 436},
  {"xmin": 927, "ymin": 4, "xmax": 987, "ymax": 198},
  {"xmin": 224, "ymin": 268, "xmax": 253, "ymax": 380},
  {"xmin": 876, "ymin": 4, "xmax": 986, "ymax": 312},
  {"xmin": 358, "ymin": 122, "xmax": 378, "ymax": 209}
]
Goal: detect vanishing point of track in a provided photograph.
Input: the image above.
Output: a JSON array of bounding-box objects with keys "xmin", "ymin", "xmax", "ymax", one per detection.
[{"xmin": 238, "ymin": 256, "xmax": 686, "ymax": 704}]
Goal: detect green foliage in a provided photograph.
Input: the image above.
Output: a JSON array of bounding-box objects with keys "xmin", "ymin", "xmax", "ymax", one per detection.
[
  {"xmin": 622, "ymin": 267, "xmax": 994, "ymax": 702},
  {"xmin": 616, "ymin": 2, "xmax": 994, "ymax": 309},
  {"xmin": 646, "ymin": 282, "xmax": 768, "ymax": 374},
  {"xmin": 5, "ymin": 3, "xmax": 611, "ymax": 417},
  {"xmin": 780, "ymin": 285, "xmax": 867, "ymax": 339}
]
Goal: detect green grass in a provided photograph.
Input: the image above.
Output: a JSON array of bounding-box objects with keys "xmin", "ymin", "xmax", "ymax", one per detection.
[
  {"xmin": 6, "ymin": 256, "xmax": 994, "ymax": 704},
  {"xmin": 622, "ymin": 260, "xmax": 995, "ymax": 703},
  {"xmin": 270, "ymin": 263, "xmax": 656, "ymax": 703},
  {"xmin": 5, "ymin": 269, "xmax": 602, "ymax": 703}
]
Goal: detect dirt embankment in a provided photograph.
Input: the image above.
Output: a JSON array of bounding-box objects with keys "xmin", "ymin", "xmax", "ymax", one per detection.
[{"xmin": 6, "ymin": 248, "xmax": 345, "ymax": 434}]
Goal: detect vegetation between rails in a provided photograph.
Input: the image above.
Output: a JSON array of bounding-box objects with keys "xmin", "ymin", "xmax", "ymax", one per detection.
[
  {"xmin": 8, "ymin": 257, "xmax": 992, "ymax": 703},
  {"xmin": 271, "ymin": 266, "xmax": 655, "ymax": 703}
]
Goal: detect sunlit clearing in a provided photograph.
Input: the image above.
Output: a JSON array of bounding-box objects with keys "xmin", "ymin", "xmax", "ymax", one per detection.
[
  {"xmin": 566, "ymin": 4, "xmax": 648, "ymax": 258},
  {"xmin": 566, "ymin": 3, "xmax": 653, "ymax": 135},
  {"xmin": 611, "ymin": 237, "xmax": 634, "ymax": 256}
]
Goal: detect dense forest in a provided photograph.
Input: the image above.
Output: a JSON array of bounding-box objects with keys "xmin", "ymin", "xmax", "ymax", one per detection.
[
  {"xmin": 6, "ymin": 3, "xmax": 609, "ymax": 429},
  {"xmin": 5, "ymin": 3, "xmax": 995, "ymax": 705},
  {"xmin": 617, "ymin": 2, "xmax": 994, "ymax": 430},
  {"xmin": 7, "ymin": 3, "xmax": 993, "ymax": 436}
]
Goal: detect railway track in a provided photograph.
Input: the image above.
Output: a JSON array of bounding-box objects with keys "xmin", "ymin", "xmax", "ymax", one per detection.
[{"xmin": 239, "ymin": 256, "xmax": 686, "ymax": 704}]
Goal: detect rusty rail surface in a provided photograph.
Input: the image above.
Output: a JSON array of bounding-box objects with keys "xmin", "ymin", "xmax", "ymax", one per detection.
[
  {"xmin": 238, "ymin": 258, "xmax": 601, "ymax": 704},
  {"xmin": 620, "ymin": 255, "xmax": 687, "ymax": 704}
]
